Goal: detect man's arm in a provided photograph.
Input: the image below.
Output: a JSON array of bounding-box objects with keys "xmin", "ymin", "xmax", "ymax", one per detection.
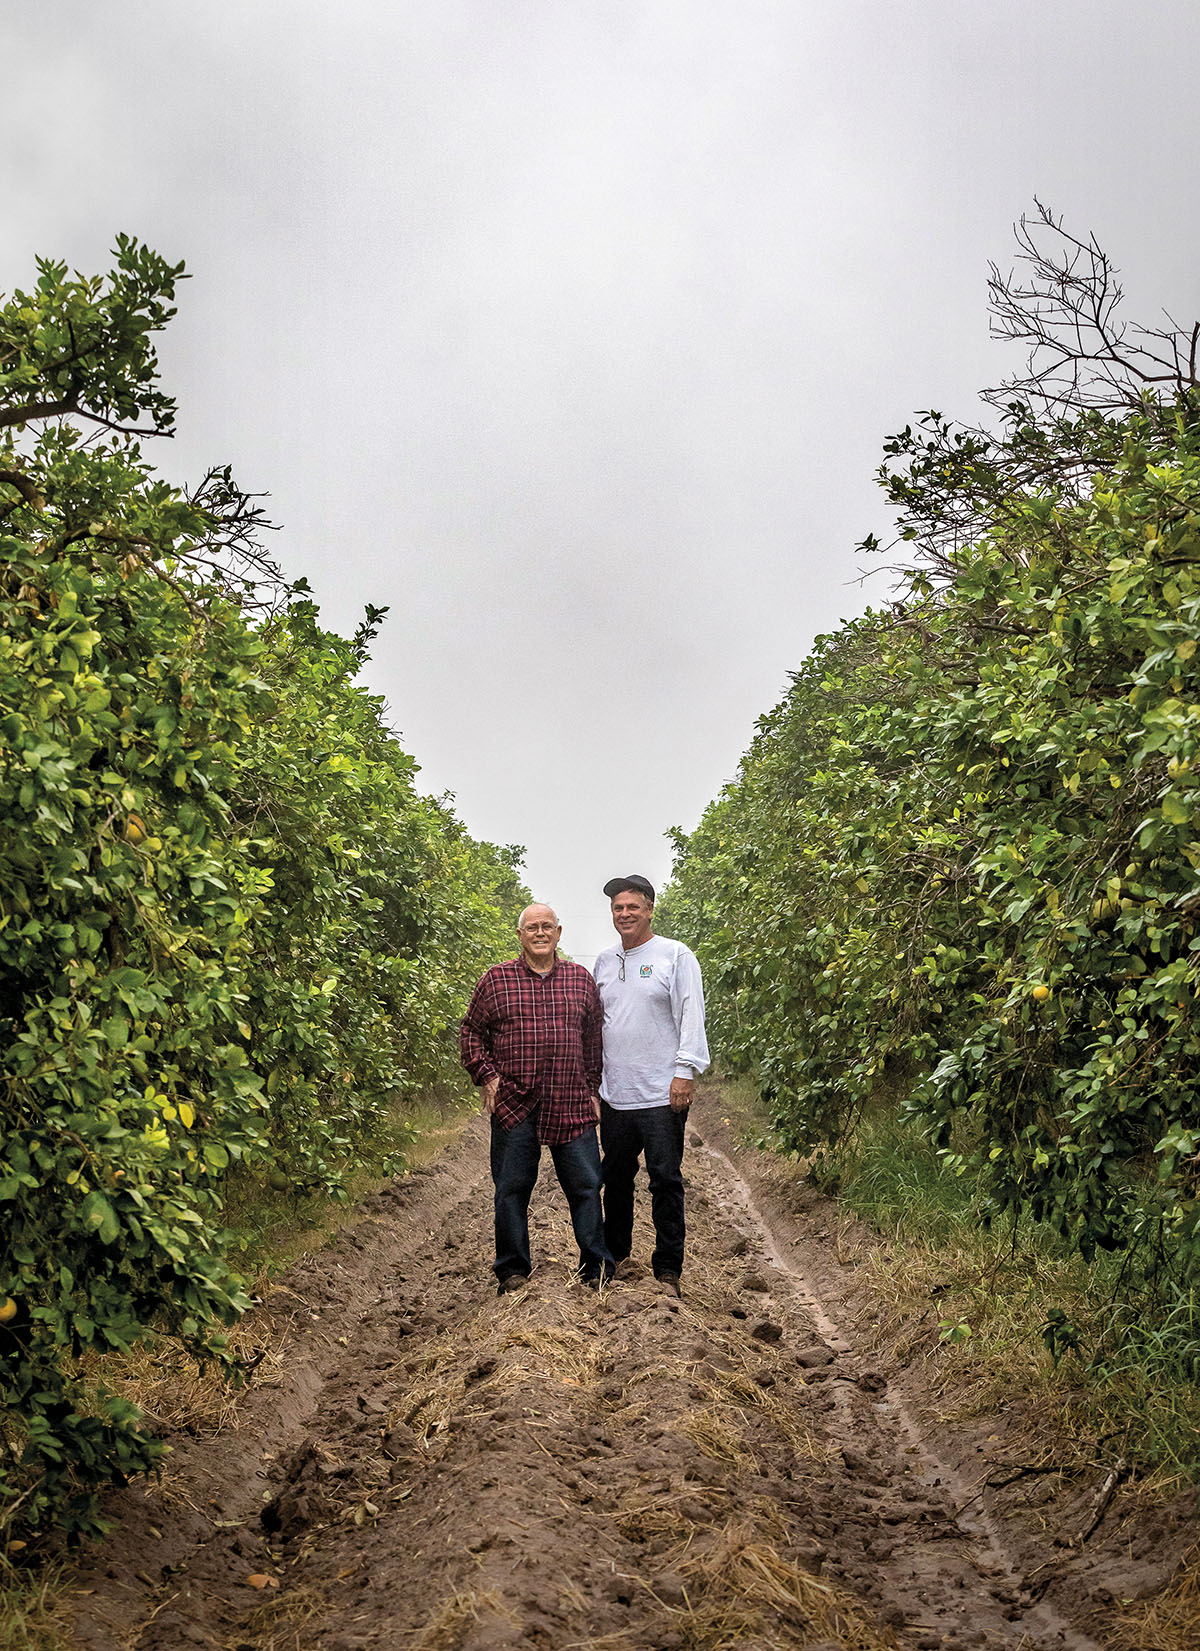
[
  {"xmin": 460, "ymin": 973, "xmax": 501, "ymax": 1113},
  {"xmin": 668, "ymin": 945, "xmax": 710, "ymax": 1110},
  {"xmin": 582, "ymin": 971, "xmax": 604, "ymax": 1119}
]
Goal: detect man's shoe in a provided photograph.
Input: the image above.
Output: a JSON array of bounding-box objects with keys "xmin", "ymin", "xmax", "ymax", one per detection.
[
  {"xmin": 497, "ymin": 1273, "xmax": 527, "ymax": 1296},
  {"xmin": 655, "ymin": 1270, "xmax": 682, "ymax": 1297}
]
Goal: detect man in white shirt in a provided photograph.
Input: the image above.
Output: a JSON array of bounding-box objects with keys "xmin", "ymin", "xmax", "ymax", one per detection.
[{"xmin": 592, "ymin": 874, "xmax": 709, "ymax": 1294}]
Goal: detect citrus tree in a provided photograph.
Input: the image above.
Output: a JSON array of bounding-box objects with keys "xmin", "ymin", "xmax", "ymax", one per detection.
[
  {"xmin": 663, "ymin": 210, "xmax": 1200, "ymax": 1285},
  {"xmin": 0, "ymin": 242, "xmax": 527, "ymax": 1538}
]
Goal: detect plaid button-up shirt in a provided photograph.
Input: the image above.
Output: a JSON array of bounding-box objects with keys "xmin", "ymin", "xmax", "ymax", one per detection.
[{"xmin": 460, "ymin": 956, "xmax": 603, "ymax": 1145}]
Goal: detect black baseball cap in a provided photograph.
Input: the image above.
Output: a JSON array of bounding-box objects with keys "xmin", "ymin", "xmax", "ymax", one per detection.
[{"xmin": 603, "ymin": 874, "xmax": 655, "ymax": 903}]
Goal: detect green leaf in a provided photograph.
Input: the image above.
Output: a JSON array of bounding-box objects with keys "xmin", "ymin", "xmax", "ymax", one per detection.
[
  {"xmin": 1162, "ymin": 792, "xmax": 1192, "ymax": 825},
  {"xmin": 80, "ymin": 1191, "xmax": 119, "ymax": 1245}
]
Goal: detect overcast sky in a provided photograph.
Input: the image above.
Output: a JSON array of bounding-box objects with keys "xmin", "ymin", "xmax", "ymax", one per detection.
[{"xmin": 5, "ymin": 3, "xmax": 1199, "ymax": 966}]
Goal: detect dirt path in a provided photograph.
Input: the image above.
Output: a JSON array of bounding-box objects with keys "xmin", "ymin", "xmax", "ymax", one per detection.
[{"xmin": 64, "ymin": 1093, "xmax": 1185, "ymax": 1651}]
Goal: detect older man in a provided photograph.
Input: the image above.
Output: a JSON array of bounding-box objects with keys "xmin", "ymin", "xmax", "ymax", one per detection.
[
  {"xmin": 593, "ymin": 875, "xmax": 709, "ymax": 1294},
  {"xmin": 460, "ymin": 903, "xmax": 613, "ymax": 1294}
]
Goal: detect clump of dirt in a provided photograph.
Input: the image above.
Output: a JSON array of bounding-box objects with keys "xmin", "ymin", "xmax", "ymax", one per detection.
[{"xmin": 61, "ymin": 1094, "xmax": 1195, "ymax": 1651}]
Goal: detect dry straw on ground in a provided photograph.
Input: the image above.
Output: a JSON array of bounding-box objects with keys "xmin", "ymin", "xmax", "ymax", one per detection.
[
  {"xmin": 408, "ymin": 1587, "xmax": 513, "ymax": 1651},
  {"xmin": 612, "ymin": 1481, "xmax": 733, "ymax": 1545},
  {"xmin": 386, "ymin": 1312, "xmax": 607, "ymax": 1447},
  {"xmin": 1108, "ymin": 1543, "xmax": 1200, "ymax": 1651},
  {"xmin": 702, "ymin": 1364, "xmax": 829, "ymax": 1464},
  {"xmin": 78, "ymin": 1298, "xmax": 294, "ymax": 1445},
  {"xmin": 234, "ymin": 1580, "xmax": 332, "ymax": 1651},
  {"xmin": 672, "ymin": 1517, "xmax": 898, "ymax": 1651}
]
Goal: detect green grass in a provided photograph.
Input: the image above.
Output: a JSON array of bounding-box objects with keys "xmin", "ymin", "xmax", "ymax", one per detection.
[
  {"xmin": 218, "ymin": 1083, "xmax": 475, "ymax": 1277},
  {"xmin": 835, "ymin": 1109, "xmax": 1200, "ymax": 1487},
  {"xmin": 0, "ymin": 1564, "xmax": 72, "ymax": 1651}
]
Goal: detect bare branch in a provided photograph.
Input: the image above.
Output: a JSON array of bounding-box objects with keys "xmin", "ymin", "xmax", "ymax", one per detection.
[{"xmin": 982, "ymin": 200, "xmax": 1199, "ymax": 419}]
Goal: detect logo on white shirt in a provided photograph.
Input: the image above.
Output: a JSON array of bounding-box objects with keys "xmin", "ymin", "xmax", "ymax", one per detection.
[{"xmin": 639, "ymin": 964, "xmax": 653, "ymax": 977}]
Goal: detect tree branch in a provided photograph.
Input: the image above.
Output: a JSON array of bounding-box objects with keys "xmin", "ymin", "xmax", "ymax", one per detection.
[
  {"xmin": 0, "ymin": 469, "xmax": 44, "ymax": 507},
  {"xmin": 0, "ymin": 393, "xmax": 169, "ymax": 437}
]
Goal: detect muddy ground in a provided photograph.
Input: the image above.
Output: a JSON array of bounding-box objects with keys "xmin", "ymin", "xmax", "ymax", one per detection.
[{"xmin": 64, "ymin": 1087, "xmax": 1196, "ymax": 1651}]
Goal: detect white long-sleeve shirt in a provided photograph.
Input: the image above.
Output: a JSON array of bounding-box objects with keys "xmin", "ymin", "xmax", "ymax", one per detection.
[{"xmin": 592, "ymin": 934, "xmax": 709, "ymax": 1110}]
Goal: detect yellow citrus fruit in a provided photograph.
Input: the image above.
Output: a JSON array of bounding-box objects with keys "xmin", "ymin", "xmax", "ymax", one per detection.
[
  {"xmin": 1032, "ymin": 984, "xmax": 1051, "ymax": 1001},
  {"xmin": 123, "ymin": 812, "xmax": 147, "ymax": 845},
  {"xmin": 0, "ymin": 1297, "xmax": 17, "ymax": 1324}
]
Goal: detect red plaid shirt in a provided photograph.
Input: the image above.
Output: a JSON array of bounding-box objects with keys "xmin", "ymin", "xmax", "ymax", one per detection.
[{"xmin": 460, "ymin": 956, "xmax": 603, "ymax": 1145}]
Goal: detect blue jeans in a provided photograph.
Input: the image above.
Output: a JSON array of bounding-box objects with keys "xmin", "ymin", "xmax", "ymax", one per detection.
[
  {"xmin": 490, "ymin": 1113, "xmax": 612, "ymax": 1282},
  {"xmin": 600, "ymin": 1101, "xmax": 687, "ymax": 1278}
]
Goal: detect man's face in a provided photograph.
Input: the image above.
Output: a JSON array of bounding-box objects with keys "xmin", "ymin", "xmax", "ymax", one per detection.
[
  {"xmin": 518, "ymin": 906, "xmax": 561, "ymax": 969},
  {"xmin": 611, "ymin": 890, "xmax": 654, "ymax": 949}
]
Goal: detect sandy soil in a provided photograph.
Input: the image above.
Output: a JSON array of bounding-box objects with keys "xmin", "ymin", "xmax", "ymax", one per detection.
[{"xmin": 63, "ymin": 1088, "xmax": 1196, "ymax": 1651}]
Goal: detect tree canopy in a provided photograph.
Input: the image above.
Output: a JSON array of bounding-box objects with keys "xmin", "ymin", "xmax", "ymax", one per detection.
[
  {"xmin": 0, "ymin": 241, "xmax": 528, "ymax": 1537},
  {"xmin": 662, "ymin": 208, "xmax": 1200, "ymax": 1288}
]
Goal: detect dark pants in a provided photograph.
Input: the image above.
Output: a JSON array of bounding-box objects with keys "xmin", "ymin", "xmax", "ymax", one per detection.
[
  {"xmin": 600, "ymin": 1101, "xmax": 687, "ymax": 1278},
  {"xmin": 490, "ymin": 1113, "xmax": 612, "ymax": 1282}
]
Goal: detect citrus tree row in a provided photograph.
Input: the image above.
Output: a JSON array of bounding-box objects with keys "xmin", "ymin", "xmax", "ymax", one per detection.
[
  {"xmin": 661, "ymin": 213, "xmax": 1200, "ymax": 1307},
  {"xmin": 0, "ymin": 242, "xmax": 529, "ymax": 1538}
]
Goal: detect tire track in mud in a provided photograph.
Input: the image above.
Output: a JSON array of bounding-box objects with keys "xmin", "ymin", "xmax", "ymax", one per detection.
[
  {"xmin": 691, "ymin": 1137, "xmax": 1102, "ymax": 1651},
  {"xmin": 67, "ymin": 1103, "xmax": 1116, "ymax": 1651}
]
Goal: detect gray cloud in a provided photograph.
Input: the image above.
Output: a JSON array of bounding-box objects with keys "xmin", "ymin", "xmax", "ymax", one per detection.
[{"xmin": 3, "ymin": 1, "xmax": 1197, "ymax": 965}]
